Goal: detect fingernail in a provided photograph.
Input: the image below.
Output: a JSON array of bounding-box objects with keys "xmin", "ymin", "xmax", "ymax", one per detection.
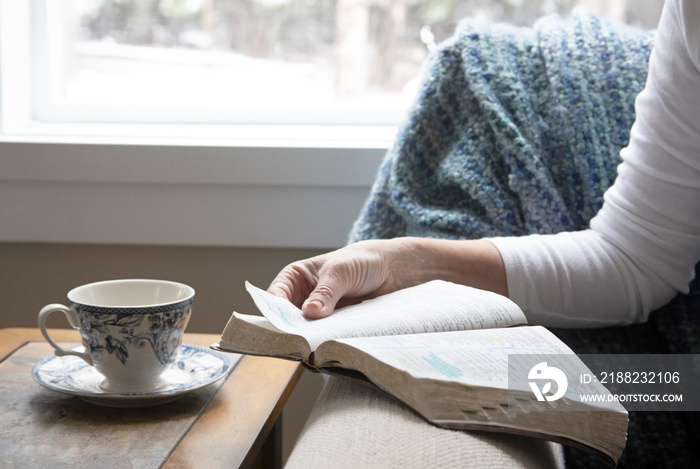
[{"xmin": 303, "ymin": 299, "xmax": 324, "ymax": 317}]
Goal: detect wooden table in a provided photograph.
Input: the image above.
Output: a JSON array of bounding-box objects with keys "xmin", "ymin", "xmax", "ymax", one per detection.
[{"xmin": 0, "ymin": 327, "xmax": 303, "ymax": 469}]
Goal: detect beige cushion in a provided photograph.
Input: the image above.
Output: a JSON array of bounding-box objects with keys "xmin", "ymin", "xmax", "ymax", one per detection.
[{"xmin": 286, "ymin": 376, "xmax": 565, "ymax": 469}]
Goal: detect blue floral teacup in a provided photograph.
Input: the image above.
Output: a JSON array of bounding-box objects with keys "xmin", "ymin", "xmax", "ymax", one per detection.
[{"xmin": 38, "ymin": 279, "xmax": 194, "ymax": 393}]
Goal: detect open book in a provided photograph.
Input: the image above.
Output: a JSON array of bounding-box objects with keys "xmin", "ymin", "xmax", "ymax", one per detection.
[{"xmin": 214, "ymin": 280, "xmax": 628, "ymax": 466}]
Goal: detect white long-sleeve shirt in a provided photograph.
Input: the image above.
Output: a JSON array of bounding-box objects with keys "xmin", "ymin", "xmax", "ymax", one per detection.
[{"xmin": 489, "ymin": 0, "xmax": 700, "ymax": 328}]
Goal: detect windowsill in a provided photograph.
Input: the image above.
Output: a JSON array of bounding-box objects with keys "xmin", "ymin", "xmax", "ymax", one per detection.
[
  {"xmin": 0, "ymin": 123, "xmax": 392, "ymax": 248},
  {"xmin": 0, "ymin": 121, "xmax": 399, "ymax": 149},
  {"xmin": 0, "ymin": 122, "xmax": 395, "ymax": 186}
]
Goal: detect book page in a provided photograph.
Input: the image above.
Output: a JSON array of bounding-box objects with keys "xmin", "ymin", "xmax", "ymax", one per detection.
[
  {"xmin": 328, "ymin": 326, "xmax": 625, "ymax": 412},
  {"xmin": 328, "ymin": 326, "xmax": 573, "ymax": 388},
  {"xmin": 245, "ymin": 280, "xmax": 527, "ymax": 350}
]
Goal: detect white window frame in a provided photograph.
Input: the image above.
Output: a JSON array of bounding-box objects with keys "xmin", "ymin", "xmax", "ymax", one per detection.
[{"xmin": 0, "ymin": 0, "xmax": 392, "ymax": 249}]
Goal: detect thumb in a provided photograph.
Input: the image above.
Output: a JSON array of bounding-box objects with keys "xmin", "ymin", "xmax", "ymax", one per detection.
[{"xmin": 301, "ymin": 283, "xmax": 343, "ymax": 319}]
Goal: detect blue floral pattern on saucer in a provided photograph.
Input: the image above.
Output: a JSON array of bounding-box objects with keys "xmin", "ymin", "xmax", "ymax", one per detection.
[{"xmin": 32, "ymin": 344, "xmax": 237, "ymax": 407}]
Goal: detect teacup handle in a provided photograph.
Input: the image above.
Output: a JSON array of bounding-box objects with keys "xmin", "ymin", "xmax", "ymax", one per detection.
[{"xmin": 38, "ymin": 304, "xmax": 93, "ymax": 365}]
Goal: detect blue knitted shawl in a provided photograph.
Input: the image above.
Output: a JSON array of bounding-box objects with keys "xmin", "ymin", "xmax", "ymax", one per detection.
[{"xmin": 349, "ymin": 10, "xmax": 652, "ymax": 243}]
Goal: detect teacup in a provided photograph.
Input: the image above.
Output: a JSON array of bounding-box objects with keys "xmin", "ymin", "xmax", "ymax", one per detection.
[{"xmin": 38, "ymin": 279, "xmax": 194, "ymax": 393}]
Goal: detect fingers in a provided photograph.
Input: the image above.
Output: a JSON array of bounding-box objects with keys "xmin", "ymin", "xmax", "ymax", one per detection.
[
  {"xmin": 267, "ymin": 280, "xmax": 294, "ymax": 301},
  {"xmin": 266, "ymin": 240, "xmax": 394, "ymax": 319},
  {"xmin": 267, "ymin": 255, "xmax": 363, "ymax": 319},
  {"xmin": 299, "ymin": 254, "xmax": 381, "ymax": 318},
  {"xmin": 266, "ymin": 259, "xmax": 320, "ymax": 308},
  {"xmin": 268, "ymin": 260, "xmax": 348, "ymax": 319}
]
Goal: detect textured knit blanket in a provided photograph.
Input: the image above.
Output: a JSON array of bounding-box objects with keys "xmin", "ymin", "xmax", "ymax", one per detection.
[
  {"xmin": 348, "ymin": 10, "xmax": 700, "ymax": 468},
  {"xmin": 349, "ymin": 10, "xmax": 651, "ymax": 242}
]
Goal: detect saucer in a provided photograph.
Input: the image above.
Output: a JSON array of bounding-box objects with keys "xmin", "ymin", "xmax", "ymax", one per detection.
[{"xmin": 32, "ymin": 344, "xmax": 235, "ymax": 407}]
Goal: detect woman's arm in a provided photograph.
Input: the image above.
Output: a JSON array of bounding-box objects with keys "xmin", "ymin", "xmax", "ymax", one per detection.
[{"xmin": 490, "ymin": 0, "xmax": 700, "ymax": 327}]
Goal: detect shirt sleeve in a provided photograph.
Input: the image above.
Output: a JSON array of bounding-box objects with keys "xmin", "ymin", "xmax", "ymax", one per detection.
[{"xmin": 488, "ymin": 0, "xmax": 700, "ymax": 328}]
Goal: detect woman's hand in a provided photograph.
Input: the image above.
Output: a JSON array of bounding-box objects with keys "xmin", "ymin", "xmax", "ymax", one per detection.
[
  {"xmin": 267, "ymin": 239, "xmax": 405, "ymax": 318},
  {"xmin": 267, "ymin": 237, "xmax": 508, "ymax": 319}
]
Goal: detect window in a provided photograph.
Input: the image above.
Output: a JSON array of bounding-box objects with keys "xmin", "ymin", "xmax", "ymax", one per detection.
[
  {"xmin": 0, "ymin": 0, "xmax": 664, "ymax": 249},
  {"xmin": 2, "ymin": 0, "xmax": 663, "ymax": 134}
]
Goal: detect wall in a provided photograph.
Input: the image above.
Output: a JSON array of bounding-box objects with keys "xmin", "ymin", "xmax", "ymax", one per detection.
[{"xmin": 0, "ymin": 241, "xmax": 327, "ymax": 462}]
